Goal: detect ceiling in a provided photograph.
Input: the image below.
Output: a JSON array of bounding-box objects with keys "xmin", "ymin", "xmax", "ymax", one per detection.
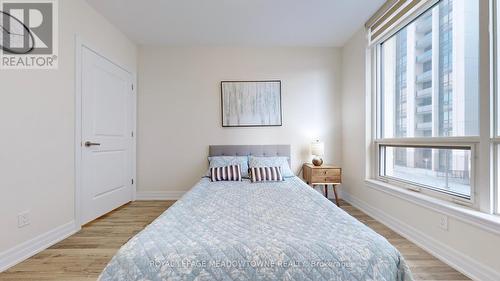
[{"xmin": 86, "ymin": 0, "xmax": 384, "ymax": 47}]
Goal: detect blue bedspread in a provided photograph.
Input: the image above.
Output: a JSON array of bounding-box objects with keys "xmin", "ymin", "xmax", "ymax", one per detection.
[{"xmin": 99, "ymin": 177, "xmax": 413, "ymax": 281}]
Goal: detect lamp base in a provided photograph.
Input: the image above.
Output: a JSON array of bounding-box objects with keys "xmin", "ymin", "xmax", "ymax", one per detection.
[{"xmin": 312, "ymin": 157, "xmax": 323, "ymax": 166}]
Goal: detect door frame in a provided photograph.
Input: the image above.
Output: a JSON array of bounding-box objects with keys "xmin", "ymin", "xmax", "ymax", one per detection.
[{"xmin": 74, "ymin": 35, "xmax": 137, "ymax": 228}]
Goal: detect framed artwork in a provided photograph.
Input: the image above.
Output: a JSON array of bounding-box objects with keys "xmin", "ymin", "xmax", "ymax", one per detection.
[{"xmin": 221, "ymin": 80, "xmax": 282, "ymax": 127}]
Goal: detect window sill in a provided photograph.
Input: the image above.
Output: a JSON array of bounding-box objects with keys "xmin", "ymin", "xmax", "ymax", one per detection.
[{"xmin": 365, "ymin": 179, "xmax": 500, "ymax": 235}]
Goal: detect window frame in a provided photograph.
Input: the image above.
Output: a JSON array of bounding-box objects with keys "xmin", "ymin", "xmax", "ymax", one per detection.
[
  {"xmin": 375, "ymin": 142, "xmax": 476, "ymax": 206},
  {"xmin": 367, "ymin": 0, "xmax": 492, "ymax": 212},
  {"xmin": 492, "ymin": 0, "xmax": 500, "ymax": 215}
]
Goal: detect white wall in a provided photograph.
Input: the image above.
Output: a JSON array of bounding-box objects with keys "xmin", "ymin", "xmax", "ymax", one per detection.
[
  {"xmin": 0, "ymin": 0, "xmax": 136, "ymax": 266},
  {"xmin": 340, "ymin": 28, "xmax": 500, "ymax": 279},
  {"xmin": 138, "ymin": 47, "xmax": 342, "ymax": 195}
]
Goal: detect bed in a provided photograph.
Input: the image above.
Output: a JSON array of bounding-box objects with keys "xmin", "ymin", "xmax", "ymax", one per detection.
[{"xmin": 98, "ymin": 145, "xmax": 413, "ymax": 281}]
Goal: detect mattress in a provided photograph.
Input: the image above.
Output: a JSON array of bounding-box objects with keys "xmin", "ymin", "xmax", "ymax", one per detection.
[{"xmin": 98, "ymin": 177, "xmax": 413, "ymax": 281}]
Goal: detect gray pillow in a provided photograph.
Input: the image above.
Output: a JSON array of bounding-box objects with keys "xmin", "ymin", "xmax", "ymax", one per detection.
[
  {"xmin": 248, "ymin": 156, "xmax": 294, "ymax": 178},
  {"xmin": 206, "ymin": 156, "xmax": 249, "ymax": 178}
]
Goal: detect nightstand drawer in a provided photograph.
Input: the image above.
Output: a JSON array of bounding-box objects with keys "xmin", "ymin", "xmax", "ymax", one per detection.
[
  {"xmin": 311, "ymin": 175, "xmax": 341, "ymax": 183},
  {"xmin": 312, "ymin": 168, "xmax": 341, "ymax": 177}
]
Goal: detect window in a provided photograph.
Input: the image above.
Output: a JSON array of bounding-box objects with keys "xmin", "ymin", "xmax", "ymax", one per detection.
[
  {"xmin": 380, "ymin": 145, "xmax": 471, "ymax": 199},
  {"xmin": 375, "ymin": 0, "xmax": 479, "ymax": 202}
]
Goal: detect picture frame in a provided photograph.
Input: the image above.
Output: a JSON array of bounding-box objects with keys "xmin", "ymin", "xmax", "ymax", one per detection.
[{"xmin": 220, "ymin": 80, "xmax": 282, "ymax": 127}]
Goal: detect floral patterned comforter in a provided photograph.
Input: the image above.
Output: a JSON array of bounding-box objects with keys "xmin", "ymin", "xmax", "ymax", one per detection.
[{"xmin": 98, "ymin": 177, "xmax": 413, "ymax": 281}]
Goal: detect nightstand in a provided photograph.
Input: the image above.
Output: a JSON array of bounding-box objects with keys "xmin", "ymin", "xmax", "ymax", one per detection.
[{"xmin": 302, "ymin": 163, "xmax": 342, "ymax": 206}]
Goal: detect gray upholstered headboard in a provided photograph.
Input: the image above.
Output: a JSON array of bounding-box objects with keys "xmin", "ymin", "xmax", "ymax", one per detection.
[{"xmin": 208, "ymin": 145, "xmax": 291, "ymax": 166}]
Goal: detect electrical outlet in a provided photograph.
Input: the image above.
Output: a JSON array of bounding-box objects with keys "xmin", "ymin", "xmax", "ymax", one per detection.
[
  {"xmin": 18, "ymin": 210, "xmax": 30, "ymax": 228},
  {"xmin": 439, "ymin": 214, "xmax": 448, "ymax": 231}
]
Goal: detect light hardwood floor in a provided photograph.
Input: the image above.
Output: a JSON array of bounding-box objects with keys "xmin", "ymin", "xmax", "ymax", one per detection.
[{"xmin": 0, "ymin": 200, "xmax": 469, "ymax": 281}]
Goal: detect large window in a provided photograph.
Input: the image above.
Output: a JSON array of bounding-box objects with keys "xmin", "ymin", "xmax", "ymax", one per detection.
[{"xmin": 376, "ymin": 0, "xmax": 479, "ymax": 202}]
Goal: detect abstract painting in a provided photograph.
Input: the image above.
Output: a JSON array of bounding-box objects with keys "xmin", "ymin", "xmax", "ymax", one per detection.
[{"xmin": 221, "ymin": 80, "xmax": 282, "ymax": 127}]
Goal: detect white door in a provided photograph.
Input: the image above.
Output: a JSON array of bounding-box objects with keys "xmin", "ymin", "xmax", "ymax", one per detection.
[{"xmin": 80, "ymin": 46, "xmax": 134, "ymax": 225}]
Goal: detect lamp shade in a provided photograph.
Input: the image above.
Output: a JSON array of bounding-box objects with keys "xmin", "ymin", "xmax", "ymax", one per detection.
[{"xmin": 310, "ymin": 141, "xmax": 324, "ymax": 156}]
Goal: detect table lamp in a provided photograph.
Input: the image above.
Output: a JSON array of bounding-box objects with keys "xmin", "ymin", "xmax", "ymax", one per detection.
[{"xmin": 311, "ymin": 140, "xmax": 324, "ymax": 166}]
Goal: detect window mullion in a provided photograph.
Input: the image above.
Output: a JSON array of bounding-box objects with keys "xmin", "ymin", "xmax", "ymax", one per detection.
[
  {"xmin": 476, "ymin": 0, "xmax": 493, "ymax": 213},
  {"xmin": 375, "ymin": 137, "xmax": 480, "ymax": 145}
]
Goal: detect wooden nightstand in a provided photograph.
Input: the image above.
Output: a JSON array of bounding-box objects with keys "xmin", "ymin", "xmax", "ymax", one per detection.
[{"xmin": 303, "ymin": 163, "xmax": 342, "ymax": 206}]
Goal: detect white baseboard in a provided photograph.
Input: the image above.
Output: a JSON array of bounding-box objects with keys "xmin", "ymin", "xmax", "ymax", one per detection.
[
  {"xmin": 0, "ymin": 221, "xmax": 78, "ymax": 272},
  {"xmin": 136, "ymin": 190, "xmax": 186, "ymax": 200},
  {"xmin": 340, "ymin": 191, "xmax": 500, "ymax": 281}
]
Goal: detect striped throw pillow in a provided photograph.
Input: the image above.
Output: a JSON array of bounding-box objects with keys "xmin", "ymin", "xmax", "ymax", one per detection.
[
  {"xmin": 250, "ymin": 166, "xmax": 284, "ymax": 182},
  {"xmin": 210, "ymin": 165, "xmax": 242, "ymax": 182}
]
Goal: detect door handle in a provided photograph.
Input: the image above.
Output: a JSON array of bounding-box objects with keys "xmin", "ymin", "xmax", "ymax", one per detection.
[{"xmin": 84, "ymin": 141, "xmax": 101, "ymax": 147}]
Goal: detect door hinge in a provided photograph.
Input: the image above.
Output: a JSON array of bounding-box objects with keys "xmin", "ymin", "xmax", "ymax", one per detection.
[
  {"xmin": 131, "ymin": 179, "xmax": 134, "ymax": 185},
  {"xmin": 131, "ymin": 131, "xmax": 134, "ymax": 137},
  {"xmin": 131, "ymin": 84, "xmax": 134, "ymax": 90}
]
